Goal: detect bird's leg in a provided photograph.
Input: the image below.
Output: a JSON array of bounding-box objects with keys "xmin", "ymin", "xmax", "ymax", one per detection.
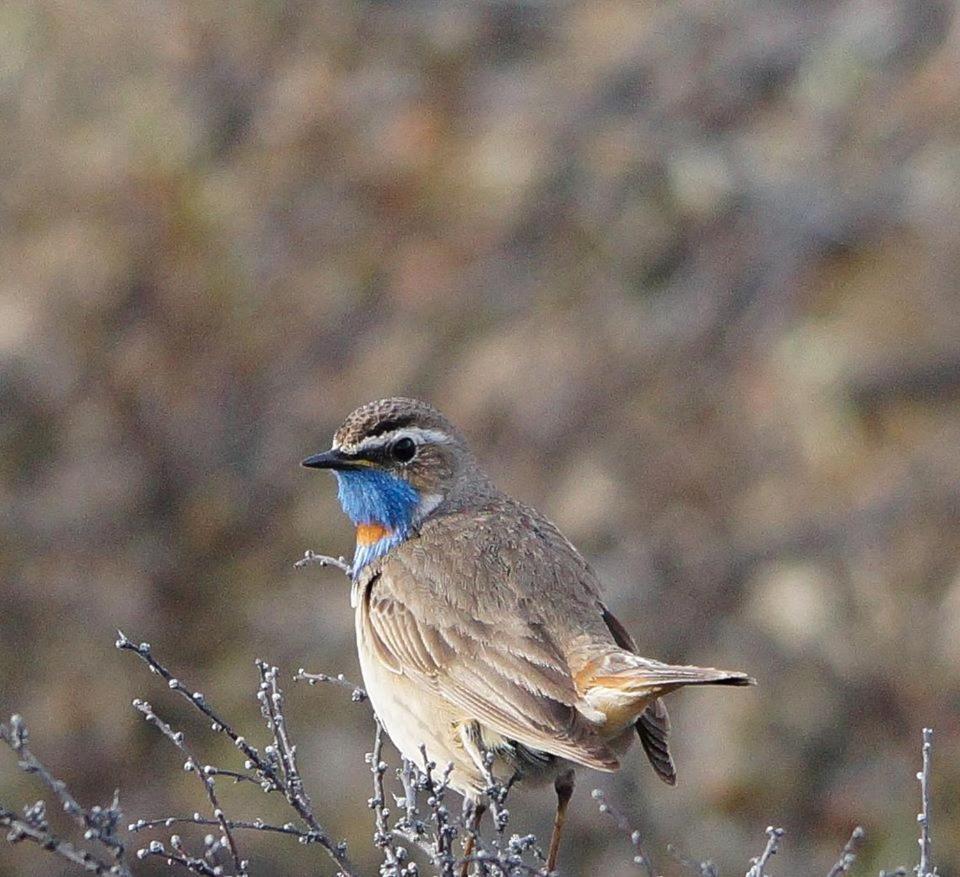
[
  {"xmin": 459, "ymin": 797, "xmax": 487, "ymax": 877},
  {"xmin": 546, "ymin": 768, "xmax": 575, "ymax": 873}
]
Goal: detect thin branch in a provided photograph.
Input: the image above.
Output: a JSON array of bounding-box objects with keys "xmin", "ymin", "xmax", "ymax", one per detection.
[
  {"xmin": 131, "ymin": 699, "xmax": 246, "ymax": 877},
  {"xmin": 200, "ymin": 768, "xmax": 263, "ymax": 787},
  {"xmin": 826, "ymin": 826, "xmax": 865, "ymax": 877},
  {"xmin": 477, "ymin": 746, "xmax": 510, "ymax": 845},
  {"xmin": 391, "ymin": 756, "xmax": 439, "ymax": 870},
  {"xmin": 370, "ymin": 720, "xmax": 403, "ymax": 875},
  {"xmin": 294, "ymin": 549, "xmax": 353, "ymax": 577},
  {"xmin": 255, "ymin": 660, "xmax": 359, "ymax": 876},
  {"xmin": 116, "ymin": 632, "xmax": 283, "ymax": 793},
  {"xmin": 294, "ymin": 668, "xmax": 368, "ymax": 703},
  {"xmin": 745, "ymin": 827, "xmax": 784, "ymax": 877},
  {"xmin": 591, "ymin": 788, "xmax": 655, "ymax": 877},
  {"xmin": 917, "ymin": 728, "xmax": 934, "ymax": 877},
  {"xmin": 0, "ymin": 715, "xmax": 131, "ymax": 875},
  {"xmin": 130, "ymin": 815, "xmax": 324, "ymax": 843},
  {"xmin": 455, "ymin": 852, "xmax": 548, "ymax": 876},
  {"xmin": 136, "ymin": 836, "xmax": 222, "ymax": 876},
  {"xmin": 667, "ymin": 843, "xmax": 719, "ymax": 877},
  {"xmin": 255, "ymin": 663, "xmax": 310, "ymax": 813},
  {"xmin": 419, "ymin": 745, "xmax": 457, "ymax": 877},
  {"xmin": 1, "ymin": 805, "xmax": 121, "ymax": 875},
  {"xmin": 398, "ymin": 758, "xmax": 425, "ymax": 841}
]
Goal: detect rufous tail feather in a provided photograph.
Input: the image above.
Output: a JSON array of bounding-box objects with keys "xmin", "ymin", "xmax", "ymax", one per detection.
[{"xmin": 579, "ymin": 653, "xmax": 755, "ymax": 736}]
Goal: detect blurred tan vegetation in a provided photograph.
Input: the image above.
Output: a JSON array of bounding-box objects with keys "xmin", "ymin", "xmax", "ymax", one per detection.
[{"xmin": 1, "ymin": 0, "xmax": 960, "ymax": 875}]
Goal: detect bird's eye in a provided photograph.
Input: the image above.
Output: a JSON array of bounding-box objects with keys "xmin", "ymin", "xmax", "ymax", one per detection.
[{"xmin": 390, "ymin": 436, "xmax": 417, "ymax": 463}]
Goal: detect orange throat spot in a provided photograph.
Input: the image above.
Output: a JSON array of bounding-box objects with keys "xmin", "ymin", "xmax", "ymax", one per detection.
[{"xmin": 356, "ymin": 522, "xmax": 391, "ymax": 546}]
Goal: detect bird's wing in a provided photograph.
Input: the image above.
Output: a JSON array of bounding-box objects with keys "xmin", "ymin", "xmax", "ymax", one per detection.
[
  {"xmin": 601, "ymin": 605, "xmax": 677, "ymax": 785},
  {"xmin": 361, "ymin": 560, "xmax": 620, "ymax": 772}
]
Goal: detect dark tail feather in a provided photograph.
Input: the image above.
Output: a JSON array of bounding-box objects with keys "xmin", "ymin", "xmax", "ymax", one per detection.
[
  {"xmin": 623, "ymin": 663, "xmax": 756, "ymax": 690},
  {"xmin": 702, "ymin": 672, "xmax": 755, "ymax": 686},
  {"xmin": 636, "ymin": 698, "xmax": 676, "ymax": 785}
]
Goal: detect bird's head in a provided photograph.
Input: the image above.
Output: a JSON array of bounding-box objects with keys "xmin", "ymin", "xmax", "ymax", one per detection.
[{"xmin": 302, "ymin": 398, "xmax": 484, "ymax": 548}]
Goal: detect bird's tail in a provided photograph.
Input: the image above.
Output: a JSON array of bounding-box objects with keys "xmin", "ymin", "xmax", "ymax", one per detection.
[{"xmin": 577, "ymin": 651, "xmax": 755, "ymax": 736}]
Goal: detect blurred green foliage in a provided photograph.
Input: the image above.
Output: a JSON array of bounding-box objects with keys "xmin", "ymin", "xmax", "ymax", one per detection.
[{"xmin": 1, "ymin": 1, "xmax": 959, "ymax": 875}]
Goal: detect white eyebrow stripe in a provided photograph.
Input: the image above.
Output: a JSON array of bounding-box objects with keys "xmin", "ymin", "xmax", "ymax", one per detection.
[{"xmin": 353, "ymin": 426, "xmax": 453, "ymax": 454}]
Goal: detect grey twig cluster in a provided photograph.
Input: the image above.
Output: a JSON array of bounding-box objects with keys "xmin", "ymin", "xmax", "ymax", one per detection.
[
  {"xmin": 130, "ymin": 696, "xmax": 246, "ymax": 874},
  {"xmin": 115, "ymin": 631, "xmax": 361, "ymax": 877},
  {"xmin": 0, "ymin": 632, "xmax": 944, "ymax": 877},
  {"xmin": 0, "ymin": 714, "xmax": 130, "ymax": 875}
]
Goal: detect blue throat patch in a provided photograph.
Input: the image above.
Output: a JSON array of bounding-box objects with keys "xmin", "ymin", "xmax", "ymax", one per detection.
[{"xmin": 334, "ymin": 469, "xmax": 420, "ymax": 576}]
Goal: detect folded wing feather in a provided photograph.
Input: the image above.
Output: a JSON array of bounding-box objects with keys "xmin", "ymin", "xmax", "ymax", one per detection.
[{"xmin": 362, "ymin": 568, "xmax": 621, "ymax": 772}]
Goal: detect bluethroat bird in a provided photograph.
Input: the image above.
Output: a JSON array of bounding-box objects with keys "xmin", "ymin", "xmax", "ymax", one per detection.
[{"xmin": 303, "ymin": 398, "xmax": 754, "ymax": 873}]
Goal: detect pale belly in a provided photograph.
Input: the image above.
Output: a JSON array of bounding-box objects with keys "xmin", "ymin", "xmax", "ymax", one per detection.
[{"xmin": 355, "ymin": 606, "xmax": 487, "ymax": 794}]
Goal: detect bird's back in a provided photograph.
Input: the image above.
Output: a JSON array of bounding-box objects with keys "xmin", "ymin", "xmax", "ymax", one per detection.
[
  {"xmin": 381, "ymin": 492, "xmax": 615, "ymax": 654},
  {"xmin": 360, "ymin": 489, "xmax": 749, "ymax": 780}
]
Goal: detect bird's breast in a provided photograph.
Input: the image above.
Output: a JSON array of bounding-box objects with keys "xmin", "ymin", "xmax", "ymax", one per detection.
[
  {"xmin": 356, "ymin": 522, "xmax": 391, "ymax": 545},
  {"xmin": 351, "ymin": 524, "xmax": 406, "ymax": 577}
]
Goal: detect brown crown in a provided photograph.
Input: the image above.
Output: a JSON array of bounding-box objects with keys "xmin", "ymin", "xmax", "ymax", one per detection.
[{"xmin": 333, "ymin": 397, "xmax": 464, "ymax": 450}]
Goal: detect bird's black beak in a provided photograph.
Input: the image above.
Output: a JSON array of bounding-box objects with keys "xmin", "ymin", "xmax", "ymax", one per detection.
[{"xmin": 301, "ymin": 448, "xmax": 366, "ymax": 470}]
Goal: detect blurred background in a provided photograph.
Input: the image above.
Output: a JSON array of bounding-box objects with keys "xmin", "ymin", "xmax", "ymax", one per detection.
[{"xmin": 1, "ymin": 1, "xmax": 959, "ymax": 874}]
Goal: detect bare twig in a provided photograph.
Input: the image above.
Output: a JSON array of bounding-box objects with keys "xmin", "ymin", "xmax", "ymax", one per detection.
[
  {"xmin": 135, "ymin": 833, "xmax": 228, "ymax": 876},
  {"xmin": 826, "ymin": 826, "xmax": 865, "ymax": 877},
  {"xmin": 255, "ymin": 663, "xmax": 309, "ymax": 813},
  {"xmin": 454, "ymin": 827, "xmax": 547, "ymax": 877},
  {"xmin": 454, "ymin": 852, "xmax": 548, "ymax": 876},
  {"xmin": 294, "ymin": 668, "xmax": 368, "ymax": 703},
  {"xmin": 119, "ymin": 633, "xmax": 359, "ymax": 877},
  {"xmin": 0, "ymin": 715, "xmax": 131, "ymax": 875},
  {"xmin": 397, "ymin": 757, "xmax": 425, "ymax": 841},
  {"xmin": 419, "ymin": 745, "xmax": 457, "ymax": 877},
  {"xmin": 130, "ymin": 816, "xmax": 325, "ymax": 843},
  {"xmin": 255, "ymin": 660, "xmax": 359, "ymax": 876},
  {"xmin": 745, "ymin": 827, "xmax": 784, "ymax": 877},
  {"xmin": 294, "ymin": 549, "xmax": 353, "ymax": 576},
  {"xmin": 131, "ymin": 699, "xmax": 246, "ymax": 876},
  {"xmin": 917, "ymin": 728, "xmax": 934, "ymax": 877},
  {"xmin": 667, "ymin": 843, "xmax": 719, "ymax": 877},
  {"xmin": 1, "ymin": 804, "xmax": 122, "ymax": 875},
  {"xmin": 2, "ymin": 629, "xmax": 942, "ymax": 877},
  {"xmin": 198, "ymin": 768, "xmax": 264, "ymax": 787},
  {"xmin": 387, "ymin": 743, "xmax": 541, "ymax": 877},
  {"xmin": 116, "ymin": 632, "xmax": 283, "ymax": 794},
  {"xmin": 477, "ymin": 747, "xmax": 510, "ymax": 843},
  {"xmin": 370, "ymin": 720, "xmax": 404, "ymax": 875},
  {"xmin": 591, "ymin": 788, "xmax": 655, "ymax": 877}
]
